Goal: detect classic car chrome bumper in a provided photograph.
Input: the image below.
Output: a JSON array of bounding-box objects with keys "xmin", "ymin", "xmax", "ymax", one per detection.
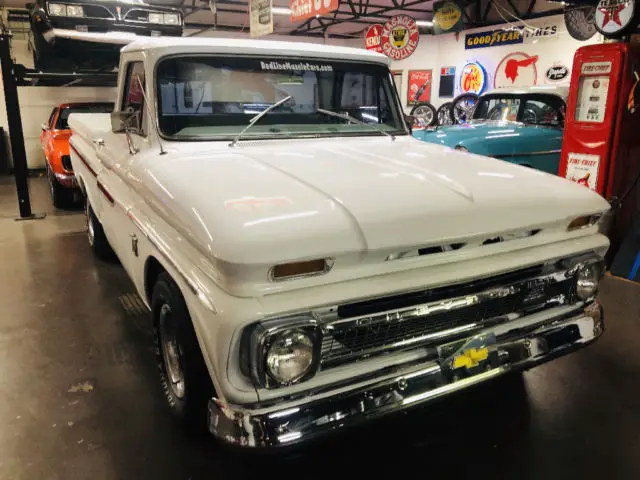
[{"xmin": 208, "ymin": 301, "xmax": 603, "ymax": 448}]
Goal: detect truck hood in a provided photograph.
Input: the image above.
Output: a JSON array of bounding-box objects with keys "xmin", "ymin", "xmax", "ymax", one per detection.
[
  {"xmin": 137, "ymin": 136, "xmax": 608, "ymax": 265},
  {"xmin": 413, "ymin": 121, "xmax": 556, "ymax": 149}
]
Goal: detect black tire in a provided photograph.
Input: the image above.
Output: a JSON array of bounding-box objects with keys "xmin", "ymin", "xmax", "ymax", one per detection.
[
  {"xmin": 564, "ymin": 5, "xmax": 597, "ymax": 41},
  {"xmin": 436, "ymin": 102, "xmax": 454, "ymax": 126},
  {"xmin": 452, "ymin": 92, "xmax": 479, "ymax": 124},
  {"xmin": 47, "ymin": 162, "xmax": 72, "ymax": 209},
  {"xmin": 410, "ymin": 102, "xmax": 437, "ymax": 127},
  {"xmin": 152, "ymin": 272, "xmax": 214, "ymax": 434},
  {"xmin": 86, "ymin": 202, "xmax": 114, "ymax": 260}
]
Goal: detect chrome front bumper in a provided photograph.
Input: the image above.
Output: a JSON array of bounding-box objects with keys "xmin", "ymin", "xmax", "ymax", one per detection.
[{"xmin": 208, "ymin": 302, "xmax": 603, "ymax": 448}]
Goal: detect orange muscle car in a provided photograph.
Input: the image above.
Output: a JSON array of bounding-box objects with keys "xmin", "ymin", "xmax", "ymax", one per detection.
[{"xmin": 41, "ymin": 102, "xmax": 113, "ymax": 207}]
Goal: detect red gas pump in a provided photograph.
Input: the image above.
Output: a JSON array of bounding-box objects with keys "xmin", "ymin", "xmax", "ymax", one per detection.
[{"xmin": 560, "ymin": 41, "xmax": 640, "ymax": 257}]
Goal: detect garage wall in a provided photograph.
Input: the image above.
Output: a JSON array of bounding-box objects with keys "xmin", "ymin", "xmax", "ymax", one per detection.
[
  {"xmin": 390, "ymin": 14, "xmax": 603, "ymax": 112},
  {"xmin": 0, "ymin": 39, "xmax": 117, "ymax": 169}
]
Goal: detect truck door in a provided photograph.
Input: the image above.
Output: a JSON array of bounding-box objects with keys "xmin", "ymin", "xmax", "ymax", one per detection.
[{"xmin": 95, "ymin": 60, "xmax": 149, "ymax": 281}]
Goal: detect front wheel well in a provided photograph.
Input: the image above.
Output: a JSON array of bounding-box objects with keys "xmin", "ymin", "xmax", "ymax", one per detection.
[{"xmin": 144, "ymin": 256, "xmax": 167, "ymax": 306}]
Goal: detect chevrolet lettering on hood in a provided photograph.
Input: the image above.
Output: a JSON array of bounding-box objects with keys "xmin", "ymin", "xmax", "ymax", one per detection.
[{"xmin": 67, "ymin": 37, "xmax": 609, "ymax": 448}]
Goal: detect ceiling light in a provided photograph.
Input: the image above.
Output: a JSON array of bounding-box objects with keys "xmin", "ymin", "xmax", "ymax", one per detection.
[
  {"xmin": 416, "ymin": 20, "xmax": 433, "ymax": 27},
  {"xmin": 272, "ymin": 7, "xmax": 291, "ymax": 15}
]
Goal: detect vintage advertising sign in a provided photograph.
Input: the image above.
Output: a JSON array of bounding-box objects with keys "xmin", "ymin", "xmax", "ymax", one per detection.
[
  {"xmin": 494, "ymin": 52, "xmax": 538, "ymax": 88},
  {"xmin": 545, "ymin": 64, "xmax": 570, "ymax": 82},
  {"xmin": 439, "ymin": 66, "xmax": 456, "ymax": 97},
  {"xmin": 289, "ymin": 0, "xmax": 339, "ymax": 22},
  {"xmin": 364, "ymin": 24, "xmax": 383, "ymax": 53},
  {"xmin": 581, "ymin": 61, "xmax": 613, "ymax": 74},
  {"xmin": 465, "ymin": 28, "xmax": 523, "ymax": 49},
  {"xmin": 566, "ymin": 153, "xmax": 601, "ymax": 190},
  {"xmin": 407, "ymin": 70, "xmax": 432, "ymax": 105},
  {"xmin": 380, "ymin": 15, "xmax": 419, "ymax": 60},
  {"xmin": 522, "ymin": 24, "xmax": 559, "ymax": 42},
  {"xmin": 595, "ymin": 0, "xmax": 635, "ymax": 36},
  {"xmin": 433, "ymin": 0, "xmax": 464, "ymax": 34},
  {"xmin": 459, "ymin": 61, "xmax": 487, "ymax": 95},
  {"xmin": 250, "ymin": 0, "xmax": 273, "ymax": 37}
]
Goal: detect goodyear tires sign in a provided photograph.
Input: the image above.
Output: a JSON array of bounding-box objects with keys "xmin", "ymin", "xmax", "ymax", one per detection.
[{"xmin": 465, "ymin": 29, "xmax": 523, "ymax": 49}]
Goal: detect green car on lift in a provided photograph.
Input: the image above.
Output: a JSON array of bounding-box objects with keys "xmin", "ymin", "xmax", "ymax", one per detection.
[{"xmin": 413, "ymin": 86, "xmax": 569, "ymax": 174}]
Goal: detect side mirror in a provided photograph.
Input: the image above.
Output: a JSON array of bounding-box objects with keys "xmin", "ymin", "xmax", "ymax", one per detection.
[
  {"xmin": 404, "ymin": 114, "xmax": 415, "ymax": 133},
  {"xmin": 111, "ymin": 111, "xmax": 136, "ymax": 133},
  {"xmin": 41, "ymin": 123, "xmax": 48, "ymax": 131}
]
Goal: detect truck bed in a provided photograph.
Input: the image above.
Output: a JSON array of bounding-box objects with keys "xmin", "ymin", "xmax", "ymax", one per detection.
[{"xmin": 68, "ymin": 113, "xmax": 112, "ymax": 141}]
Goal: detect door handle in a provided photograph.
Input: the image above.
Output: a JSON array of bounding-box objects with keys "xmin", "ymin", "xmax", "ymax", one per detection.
[{"xmin": 93, "ymin": 138, "xmax": 105, "ymax": 147}]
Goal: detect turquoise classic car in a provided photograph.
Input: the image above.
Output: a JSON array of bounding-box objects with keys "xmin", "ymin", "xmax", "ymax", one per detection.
[{"xmin": 413, "ymin": 86, "xmax": 568, "ymax": 174}]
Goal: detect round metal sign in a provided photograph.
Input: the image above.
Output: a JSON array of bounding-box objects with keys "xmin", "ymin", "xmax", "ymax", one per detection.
[
  {"xmin": 380, "ymin": 15, "xmax": 419, "ymax": 60},
  {"xmin": 595, "ymin": 0, "xmax": 635, "ymax": 36},
  {"xmin": 459, "ymin": 62, "xmax": 487, "ymax": 95},
  {"xmin": 364, "ymin": 24, "xmax": 383, "ymax": 53}
]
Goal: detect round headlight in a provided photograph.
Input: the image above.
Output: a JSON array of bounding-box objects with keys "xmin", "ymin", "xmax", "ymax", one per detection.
[
  {"xmin": 265, "ymin": 330, "xmax": 315, "ymax": 385},
  {"xmin": 576, "ymin": 263, "xmax": 602, "ymax": 300},
  {"xmin": 455, "ymin": 145, "xmax": 469, "ymax": 152}
]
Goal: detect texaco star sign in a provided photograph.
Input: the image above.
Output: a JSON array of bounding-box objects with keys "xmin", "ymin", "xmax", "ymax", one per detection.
[{"xmin": 595, "ymin": 0, "xmax": 635, "ymax": 36}]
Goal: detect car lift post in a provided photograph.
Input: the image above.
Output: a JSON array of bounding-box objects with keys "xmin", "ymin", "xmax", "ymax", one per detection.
[{"xmin": 0, "ymin": 34, "xmax": 45, "ymax": 220}]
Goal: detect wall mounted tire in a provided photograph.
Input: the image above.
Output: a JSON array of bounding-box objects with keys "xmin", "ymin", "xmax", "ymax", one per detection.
[
  {"xmin": 86, "ymin": 202, "xmax": 114, "ymax": 260},
  {"xmin": 152, "ymin": 272, "xmax": 214, "ymax": 434},
  {"xmin": 452, "ymin": 93, "xmax": 479, "ymax": 124},
  {"xmin": 410, "ymin": 102, "xmax": 437, "ymax": 127}
]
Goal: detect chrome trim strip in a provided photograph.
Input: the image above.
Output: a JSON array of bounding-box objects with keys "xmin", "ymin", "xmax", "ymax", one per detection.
[
  {"xmin": 492, "ymin": 149, "xmax": 561, "ymax": 159},
  {"xmin": 210, "ymin": 302, "xmax": 603, "ymax": 448}
]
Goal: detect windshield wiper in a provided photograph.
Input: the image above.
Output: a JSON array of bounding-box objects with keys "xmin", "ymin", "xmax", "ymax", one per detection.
[
  {"xmin": 316, "ymin": 108, "xmax": 395, "ymax": 141},
  {"xmin": 229, "ymin": 95, "xmax": 292, "ymax": 147}
]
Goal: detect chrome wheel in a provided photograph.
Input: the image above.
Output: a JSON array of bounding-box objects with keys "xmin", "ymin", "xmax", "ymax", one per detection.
[
  {"xmin": 452, "ymin": 93, "xmax": 479, "ymax": 124},
  {"xmin": 413, "ymin": 105, "xmax": 434, "ymax": 126},
  {"xmin": 159, "ymin": 303, "xmax": 186, "ymax": 400}
]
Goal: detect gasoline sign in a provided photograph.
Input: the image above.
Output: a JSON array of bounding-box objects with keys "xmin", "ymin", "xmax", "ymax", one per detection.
[
  {"xmin": 459, "ymin": 61, "xmax": 487, "ymax": 95},
  {"xmin": 364, "ymin": 24, "xmax": 383, "ymax": 53},
  {"xmin": 595, "ymin": 0, "xmax": 635, "ymax": 36},
  {"xmin": 380, "ymin": 15, "xmax": 419, "ymax": 60}
]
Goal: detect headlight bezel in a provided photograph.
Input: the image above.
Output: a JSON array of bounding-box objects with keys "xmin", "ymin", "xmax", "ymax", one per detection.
[
  {"xmin": 48, "ymin": 3, "xmax": 67, "ymax": 16},
  {"xmin": 163, "ymin": 13, "xmax": 181, "ymax": 25},
  {"xmin": 562, "ymin": 254, "xmax": 605, "ymax": 301},
  {"xmin": 244, "ymin": 317, "xmax": 322, "ymax": 389},
  {"xmin": 148, "ymin": 12, "xmax": 164, "ymax": 24},
  {"xmin": 576, "ymin": 261, "xmax": 604, "ymax": 301},
  {"xmin": 454, "ymin": 145, "xmax": 469, "ymax": 152},
  {"xmin": 66, "ymin": 5, "xmax": 84, "ymax": 17}
]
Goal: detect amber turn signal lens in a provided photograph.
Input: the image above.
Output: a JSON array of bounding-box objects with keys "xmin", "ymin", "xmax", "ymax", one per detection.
[
  {"xmin": 271, "ymin": 259, "xmax": 328, "ymax": 280},
  {"xmin": 568, "ymin": 215, "xmax": 597, "ymax": 231}
]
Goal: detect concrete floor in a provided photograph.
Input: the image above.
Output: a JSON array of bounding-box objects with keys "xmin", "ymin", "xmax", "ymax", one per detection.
[{"xmin": 1, "ymin": 176, "xmax": 640, "ymax": 480}]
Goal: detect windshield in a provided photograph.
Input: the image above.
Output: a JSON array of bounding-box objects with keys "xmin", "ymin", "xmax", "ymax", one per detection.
[
  {"xmin": 156, "ymin": 56, "xmax": 405, "ymax": 140},
  {"xmin": 56, "ymin": 104, "xmax": 114, "ymax": 130},
  {"xmin": 472, "ymin": 93, "xmax": 565, "ymax": 127}
]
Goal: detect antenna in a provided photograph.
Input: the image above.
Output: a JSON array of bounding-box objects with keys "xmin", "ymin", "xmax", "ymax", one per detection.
[{"xmin": 135, "ymin": 75, "xmax": 167, "ymax": 155}]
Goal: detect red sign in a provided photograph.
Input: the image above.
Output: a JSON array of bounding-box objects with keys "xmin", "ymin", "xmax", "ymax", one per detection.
[
  {"xmin": 380, "ymin": 15, "xmax": 419, "ymax": 60},
  {"xmin": 290, "ymin": 0, "xmax": 339, "ymax": 22},
  {"xmin": 364, "ymin": 24, "xmax": 383, "ymax": 53},
  {"xmin": 494, "ymin": 52, "xmax": 538, "ymax": 88},
  {"xmin": 407, "ymin": 70, "xmax": 432, "ymax": 105}
]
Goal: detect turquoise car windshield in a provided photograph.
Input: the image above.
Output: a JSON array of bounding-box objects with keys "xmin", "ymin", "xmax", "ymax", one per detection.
[{"xmin": 472, "ymin": 94, "xmax": 565, "ymax": 127}]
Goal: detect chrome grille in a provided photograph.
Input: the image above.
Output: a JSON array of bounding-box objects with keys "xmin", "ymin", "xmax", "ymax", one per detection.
[{"xmin": 320, "ymin": 268, "xmax": 575, "ymax": 367}]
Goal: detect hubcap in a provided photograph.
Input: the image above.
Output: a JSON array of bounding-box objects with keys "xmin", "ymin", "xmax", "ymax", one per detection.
[
  {"xmin": 414, "ymin": 106, "xmax": 433, "ymax": 125},
  {"xmin": 159, "ymin": 303, "xmax": 186, "ymax": 399}
]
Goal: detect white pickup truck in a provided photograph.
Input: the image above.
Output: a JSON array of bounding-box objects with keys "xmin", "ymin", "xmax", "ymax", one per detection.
[{"xmin": 69, "ymin": 37, "xmax": 610, "ymax": 448}]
